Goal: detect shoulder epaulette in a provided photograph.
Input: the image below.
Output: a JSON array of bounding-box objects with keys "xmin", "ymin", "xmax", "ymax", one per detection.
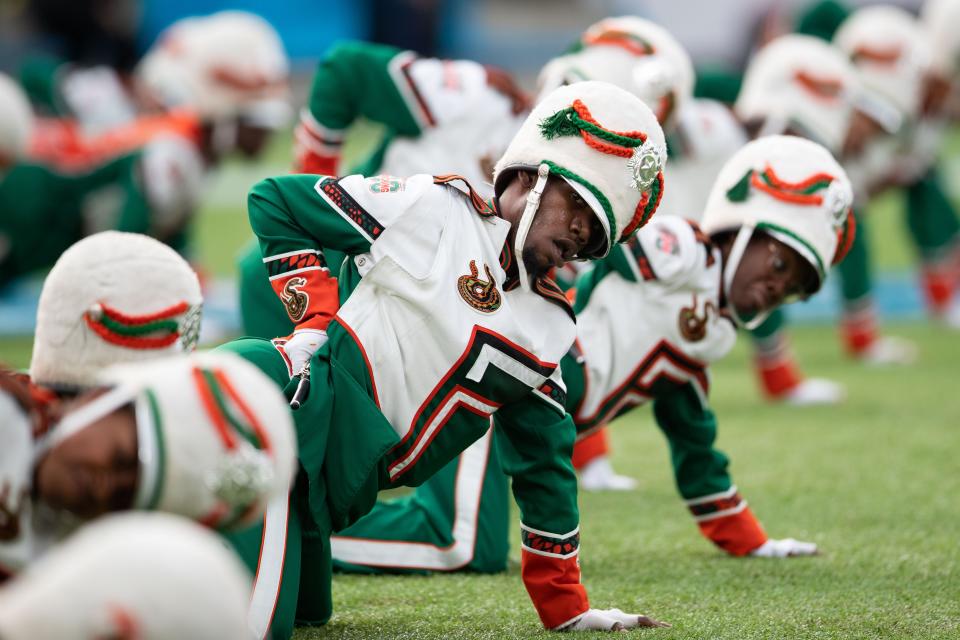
[
  {"xmin": 534, "ymin": 277, "xmax": 576, "ymax": 323},
  {"xmin": 685, "ymin": 219, "xmax": 716, "ymax": 267},
  {"xmin": 433, "ymin": 174, "xmax": 495, "ymax": 217}
]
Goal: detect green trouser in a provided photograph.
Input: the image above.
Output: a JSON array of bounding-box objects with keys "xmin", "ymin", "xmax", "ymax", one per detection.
[
  {"xmin": 905, "ymin": 168, "xmax": 960, "ymax": 260},
  {"xmin": 218, "ymin": 334, "xmax": 398, "ymax": 639},
  {"xmin": 224, "ymin": 490, "xmax": 333, "ymax": 640},
  {"xmin": 330, "ymin": 428, "xmax": 511, "ymax": 575},
  {"xmin": 837, "ymin": 208, "xmax": 872, "ymax": 304}
]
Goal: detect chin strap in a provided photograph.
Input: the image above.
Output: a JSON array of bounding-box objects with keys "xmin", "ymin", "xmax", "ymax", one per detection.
[
  {"xmin": 32, "ymin": 385, "xmax": 135, "ymax": 464},
  {"xmin": 722, "ymin": 223, "xmax": 773, "ymax": 330},
  {"xmin": 514, "ymin": 163, "xmax": 551, "ymax": 292}
]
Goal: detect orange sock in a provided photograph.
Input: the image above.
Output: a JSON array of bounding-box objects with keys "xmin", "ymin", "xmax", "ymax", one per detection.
[
  {"xmin": 696, "ymin": 505, "xmax": 768, "ymax": 556},
  {"xmin": 840, "ymin": 302, "xmax": 878, "ymax": 356},
  {"xmin": 572, "ymin": 428, "xmax": 609, "ymax": 470},
  {"xmin": 921, "ymin": 265, "xmax": 954, "ymax": 316},
  {"xmin": 753, "ymin": 333, "xmax": 803, "ymax": 399}
]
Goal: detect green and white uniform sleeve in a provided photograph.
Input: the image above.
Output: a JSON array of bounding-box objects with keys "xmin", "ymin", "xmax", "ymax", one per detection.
[
  {"xmin": 294, "ymin": 42, "xmax": 422, "ymax": 174},
  {"xmin": 495, "ymin": 380, "xmax": 590, "ymax": 630},
  {"xmin": 653, "ymin": 382, "xmax": 768, "ymax": 556},
  {"xmin": 0, "ymin": 154, "xmax": 150, "ymax": 285},
  {"xmin": 247, "ymin": 172, "xmax": 429, "ymax": 331}
]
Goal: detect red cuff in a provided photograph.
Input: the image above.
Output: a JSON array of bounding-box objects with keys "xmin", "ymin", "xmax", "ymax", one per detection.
[
  {"xmin": 295, "ymin": 148, "xmax": 339, "ymax": 176},
  {"xmin": 520, "ymin": 547, "xmax": 589, "ymax": 628},
  {"xmin": 696, "ymin": 505, "xmax": 767, "ymax": 556},
  {"xmin": 572, "ymin": 428, "xmax": 609, "ymax": 470},
  {"xmin": 264, "ymin": 256, "xmax": 340, "ymax": 332}
]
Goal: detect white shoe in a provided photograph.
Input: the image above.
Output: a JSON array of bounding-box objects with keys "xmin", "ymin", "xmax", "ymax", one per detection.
[
  {"xmin": 783, "ymin": 378, "xmax": 846, "ymax": 406},
  {"xmin": 579, "ymin": 457, "xmax": 638, "ymax": 492},
  {"xmin": 749, "ymin": 538, "xmax": 819, "ymax": 558},
  {"xmin": 943, "ymin": 299, "xmax": 960, "ymax": 330},
  {"xmin": 858, "ymin": 336, "xmax": 918, "ymax": 366}
]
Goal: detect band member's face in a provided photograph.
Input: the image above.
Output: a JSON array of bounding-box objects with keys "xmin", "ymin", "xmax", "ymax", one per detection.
[
  {"xmin": 842, "ymin": 108, "xmax": 886, "ymax": 158},
  {"xmin": 727, "ymin": 233, "xmax": 818, "ymax": 318},
  {"xmin": 499, "ymin": 171, "xmax": 605, "ymax": 277},
  {"xmin": 35, "ymin": 397, "xmax": 138, "ymax": 520}
]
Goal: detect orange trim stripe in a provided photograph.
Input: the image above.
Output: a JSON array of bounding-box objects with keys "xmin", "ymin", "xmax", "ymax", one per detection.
[
  {"xmin": 213, "ymin": 368, "xmax": 274, "ymax": 454},
  {"xmin": 192, "ymin": 367, "xmax": 238, "ymax": 451}
]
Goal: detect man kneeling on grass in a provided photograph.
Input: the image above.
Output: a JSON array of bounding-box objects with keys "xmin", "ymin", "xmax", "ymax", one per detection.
[
  {"xmin": 330, "ymin": 135, "xmax": 852, "ymax": 574},
  {"xmin": 220, "ymin": 80, "xmax": 672, "ymax": 638}
]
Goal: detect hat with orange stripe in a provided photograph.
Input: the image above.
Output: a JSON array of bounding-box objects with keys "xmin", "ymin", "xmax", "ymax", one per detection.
[
  {"xmin": 923, "ymin": 0, "xmax": 960, "ymax": 79},
  {"xmin": 0, "ymin": 72, "xmax": 33, "ymax": 165},
  {"xmin": 735, "ymin": 35, "xmax": 901, "ymax": 154},
  {"xmin": 537, "ymin": 16, "xmax": 694, "ymax": 132},
  {"xmin": 834, "ymin": 5, "xmax": 931, "ymax": 123},
  {"xmin": 43, "ymin": 351, "xmax": 297, "ymax": 530},
  {"xmin": 493, "ymin": 81, "xmax": 666, "ymax": 289},
  {"xmin": 0, "ymin": 513, "xmax": 251, "ymax": 640},
  {"xmin": 701, "ymin": 135, "xmax": 855, "ymax": 328},
  {"xmin": 30, "ymin": 232, "xmax": 203, "ymax": 391}
]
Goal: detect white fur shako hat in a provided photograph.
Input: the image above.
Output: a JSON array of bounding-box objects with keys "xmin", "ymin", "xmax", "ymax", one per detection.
[
  {"xmin": 30, "ymin": 231, "xmax": 203, "ymax": 390},
  {"xmin": 0, "ymin": 513, "xmax": 251, "ymax": 640},
  {"xmin": 494, "ymin": 81, "xmax": 666, "ymax": 287},
  {"xmin": 834, "ymin": 6, "xmax": 931, "ymax": 122},
  {"xmin": 735, "ymin": 35, "xmax": 888, "ymax": 153},
  {"xmin": 38, "ymin": 351, "xmax": 297, "ymax": 530},
  {"xmin": 701, "ymin": 135, "xmax": 855, "ymax": 328},
  {"xmin": 537, "ymin": 16, "xmax": 694, "ymax": 132},
  {"xmin": 923, "ymin": 0, "xmax": 960, "ymax": 77},
  {"xmin": 137, "ymin": 11, "xmax": 290, "ymax": 127},
  {"xmin": 0, "ymin": 72, "xmax": 34, "ymax": 162}
]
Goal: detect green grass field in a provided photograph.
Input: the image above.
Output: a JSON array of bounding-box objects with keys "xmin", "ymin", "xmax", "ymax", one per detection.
[
  {"xmin": 1, "ymin": 129, "xmax": 958, "ymax": 639},
  {"xmin": 310, "ymin": 321, "xmax": 960, "ymax": 639}
]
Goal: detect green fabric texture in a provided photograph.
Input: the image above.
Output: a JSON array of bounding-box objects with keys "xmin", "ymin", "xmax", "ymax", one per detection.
[
  {"xmin": 570, "ymin": 246, "xmax": 637, "ymax": 314},
  {"xmin": 795, "ymin": 0, "xmax": 850, "ymax": 42},
  {"xmin": 693, "ymin": 68, "xmax": 743, "ymax": 105},
  {"xmin": 836, "ymin": 208, "xmax": 872, "ymax": 303},
  {"xmin": 749, "ymin": 307, "xmax": 786, "ymax": 341},
  {"xmin": 18, "ymin": 55, "xmax": 68, "ymax": 115},
  {"xmin": 0, "ymin": 153, "xmax": 151, "ymax": 286},
  {"xmin": 309, "ymin": 41, "xmax": 422, "ymax": 139},
  {"xmin": 652, "ymin": 382, "xmax": 731, "ymax": 500},
  {"xmin": 333, "ymin": 432, "xmax": 511, "ymax": 575},
  {"xmin": 905, "ymin": 168, "xmax": 960, "ymax": 258}
]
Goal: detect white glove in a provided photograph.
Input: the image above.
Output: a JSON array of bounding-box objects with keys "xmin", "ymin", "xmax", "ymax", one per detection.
[
  {"xmin": 750, "ymin": 538, "xmax": 819, "ymax": 558},
  {"xmin": 283, "ymin": 329, "xmax": 328, "ymax": 377},
  {"xmin": 563, "ymin": 608, "xmax": 670, "ymax": 632}
]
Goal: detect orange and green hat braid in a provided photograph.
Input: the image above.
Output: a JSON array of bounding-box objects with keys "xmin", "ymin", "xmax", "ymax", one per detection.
[
  {"xmin": 84, "ymin": 301, "xmax": 199, "ymax": 350},
  {"xmin": 191, "ymin": 365, "xmax": 274, "ymax": 529},
  {"xmin": 539, "ymin": 99, "xmax": 665, "ymax": 240},
  {"xmin": 726, "ymin": 164, "xmax": 856, "ymax": 266}
]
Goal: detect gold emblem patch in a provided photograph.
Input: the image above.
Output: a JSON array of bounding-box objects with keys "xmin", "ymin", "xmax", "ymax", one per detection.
[
  {"xmin": 678, "ymin": 294, "xmax": 716, "ymax": 342},
  {"xmin": 457, "ymin": 260, "xmax": 501, "ymax": 313},
  {"xmin": 281, "ymin": 277, "xmax": 309, "ymax": 322}
]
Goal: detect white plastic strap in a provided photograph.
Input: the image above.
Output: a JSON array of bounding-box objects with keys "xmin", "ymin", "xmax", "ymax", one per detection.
[
  {"xmin": 721, "ymin": 223, "xmax": 773, "ymax": 330},
  {"xmin": 514, "ymin": 164, "xmax": 550, "ymax": 292}
]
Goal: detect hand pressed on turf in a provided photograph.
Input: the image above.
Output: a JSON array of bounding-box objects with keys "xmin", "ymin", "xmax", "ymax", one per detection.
[{"xmin": 564, "ymin": 608, "xmax": 671, "ymax": 632}]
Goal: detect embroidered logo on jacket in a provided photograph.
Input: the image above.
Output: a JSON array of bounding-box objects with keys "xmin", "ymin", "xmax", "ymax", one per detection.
[
  {"xmin": 281, "ymin": 277, "xmax": 309, "ymax": 322},
  {"xmin": 457, "ymin": 260, "xmax": 501, "ymax": 313},
  {"xmin": 367, "ymin": 175, "xmax": 405, "ymax": 193},
  {"xmin": 678, "ymin": 294, "xmax": 716, "ymax": 343}
]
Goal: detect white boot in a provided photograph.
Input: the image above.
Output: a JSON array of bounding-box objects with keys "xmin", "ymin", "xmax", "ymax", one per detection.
[
  {"xmin": 943, "ymin": 298, "xmax": 960, "ymax": 330},
  {"xmin": 783, "ymin": 378, "xmax": 846, "ymax": 406},
  {"xmin": 579, "ymin": 456, "xmax": 638, "ymax": 492},
  {"xmin": 858, "ymin": 336, "xmax": 918, "ymax": 366},
  {"xmin": 750, "ymin": 538, "xmax": 819, "ymax": 557}
]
